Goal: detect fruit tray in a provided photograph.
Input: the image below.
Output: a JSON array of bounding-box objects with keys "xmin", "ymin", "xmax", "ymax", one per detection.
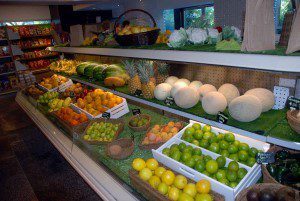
[
  {"xmin": 71, "ymin": 97, "xmax": 129, "ymax": 119},
  {"xmin": 38, "ymin": 79, "xmax": 73, "ymax": 93},
  {"xmin": 129, "ymin": 163, "xmax": 225, "ymax": 201},
  {"xmin": 79, "ymin": 118, "xmax": 124, "ymax": 145},
  {"xmin": 128, "ymin": 114, "xmax": 151, "ymax": 132},
  {"xmin": 152, "ymin": 137, "xmax": 262, "ymax": 201}
]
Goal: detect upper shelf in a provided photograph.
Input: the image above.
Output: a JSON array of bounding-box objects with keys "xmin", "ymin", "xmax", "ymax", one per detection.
[{"xmin": 47, "ymin": 46, "xmax": 300, "ymax": 73}]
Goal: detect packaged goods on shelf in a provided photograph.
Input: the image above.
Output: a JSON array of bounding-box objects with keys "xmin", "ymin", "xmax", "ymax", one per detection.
[
  {"xmin": 0, "ymin": 28, "xmax": 5, "ymax": 39},
  {"xmin": 9, "ymin": 25, "xmax": 52, "ymax": 38},
  {"xmin": 18, "ymin": 72, "xmax": 36, "ymax": 87},
  {"xmin": 0, "ymin": 46, "xmax": 10, "ymax": 57},
  {"xmin": 0, "ymin": 62, "xmax": 14, "ymax": 73}
]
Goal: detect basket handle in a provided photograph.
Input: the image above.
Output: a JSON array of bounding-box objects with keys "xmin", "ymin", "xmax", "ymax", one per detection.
[{"xmin": 113, "ymin": 9, "xmax": 157, "ymax": 35}]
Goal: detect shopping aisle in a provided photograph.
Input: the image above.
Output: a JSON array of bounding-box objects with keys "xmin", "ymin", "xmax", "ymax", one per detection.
[{"xmin": 0, "ymin": 95, "xmax": 103, "ymax": 201}]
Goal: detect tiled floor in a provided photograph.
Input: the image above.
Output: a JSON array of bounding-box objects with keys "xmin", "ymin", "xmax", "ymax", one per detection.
[{"xmin": 0, "ymin": 94, "xmax": 103, "ymax": 201}]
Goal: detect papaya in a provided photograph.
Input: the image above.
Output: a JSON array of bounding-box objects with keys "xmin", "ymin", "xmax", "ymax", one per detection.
[{"xmin": 104, "ymin": 77, "xmax": 126, "ymax": 87}]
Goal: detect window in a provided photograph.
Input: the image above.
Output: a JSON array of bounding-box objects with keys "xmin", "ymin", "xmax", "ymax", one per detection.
[
  {"xmin": 274, "ymin": 0, "xmax": 293, "ymax": 33},
  {"xmin": 183, "ymin": 4, "xmax": 214, "ymax": 28},
  {"xmin": 163, "ymin": 9, "xmax": 175, "ymax": 31}
]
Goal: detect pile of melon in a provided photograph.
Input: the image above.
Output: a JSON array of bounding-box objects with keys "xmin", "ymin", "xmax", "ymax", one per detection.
[{"xmin": 154, "ymin": 76, "xmax": 275, "ymax": 122}]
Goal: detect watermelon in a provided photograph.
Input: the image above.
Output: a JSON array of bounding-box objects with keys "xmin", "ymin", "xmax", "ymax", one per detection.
[
  {"xmin": 84, "ymin": 63, "xmax": 99, "ymax": 78},
  {"xmin": 93, "ymin": 64, "xmax": 108, "ymax": 81},
  {"xmin": 76, "ymin": 62, "xmax": 90, "ymax": 75}
]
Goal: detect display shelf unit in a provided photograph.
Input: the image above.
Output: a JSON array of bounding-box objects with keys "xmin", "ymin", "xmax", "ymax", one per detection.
[
  {"xmin": 47, "ymin": 46, "xmax": 300, "ymax": 73},
  {"xmin": 0, "ymin": 71, "xmax": 15, "ymax": 76},
  {"xmin": 0, "ymin": 89, "xmax": 18, "ymax": 95},
  {"xmin": 15, "ymin": 92, "xmax": 139, "ymax": 201}
]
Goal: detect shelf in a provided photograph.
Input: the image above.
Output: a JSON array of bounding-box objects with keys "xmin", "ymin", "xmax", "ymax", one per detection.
[
  {"xmin": 0, "ymin": 89, "xmax": 18, "ymax": 96},
  {"xmin": 47, "ymin": 46, "xmax": 300, "ymax": 73},
  {"xmin": 16, "ymin": 34, "xmax": 52, "ymax": 39},
  {"xmin": 22, "ymin": 45, "xmax": 49, "ymax": 51},
  {"xmin": 18, "ymin": 54, "xmax": 58, "ymax": 62},
  {"xmin": 0, "ymin": 55, "xmax": 11, "ymax": 59},
  {"xmin": 0, "ymin": 71, "xmax": 15, "ymax": 76},
  {"xmin": 30, "ymin": 68, "xmax": 50, "ymax": 74},
  {"xmin": 15, "ymin": 92, "xmax": 140, "ymax": 201}
]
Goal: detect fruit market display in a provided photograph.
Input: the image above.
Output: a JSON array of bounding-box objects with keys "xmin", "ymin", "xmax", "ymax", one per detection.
[
  {"xmin": 49, "ymin": 59, "xmax": 81, "ymax": 75},
  {"xmin": 62, "ymin": 83, "xmax": 84, "ymax": 99},
  {"xmin": 117, "ymin": 26, "xmax": 159, "ymax": 36},
  {"xmin": 26, "ymin": 85, "xmax": 44, "ymax": 97},
  {"xmin": 137, "ymin": 60, "xmax": 155, "ymax": 99},
  {"xmin": 48, "ymin": 97, "xmax": 72, "ymax": 112},
  {"xmin": 132, "ymin": 158, "xmax": 215, "ymax": 200},
  {"xmin": 18, "ymin": 38, "xmax": 52, "ymax": 49},
  {"xmin": 39, "ymin": 74, "xmax": 69, "ymax": 90},
  {"xmin": 162, "ymin": 142, "xmax": 248, "ymax": 188},
  {"xmin": 55, "ymin": 107, "xmax": 88, "ymax": 126},
  {"xmin": 27, "ymin": 59, "xmax": 52, "ymax": 70},
  {"xmin": 181, "ymin": 123, "xmax": 260, "ymax": 167},
  {"xmin": 156, "ymin": 30, "xmax": 172, "ymax": 44},
  {"xmin": 123, "ymin": 60, "xmax": 142, "ymax": 94},
  {"xmin": 0, "ymin": 62, "xmax": 14, "ymax": 74},
  {"xmin": 37, "ymin": 91, "xmax": 59, "ymax": 104},
  {"xmin": 9, "ymin": 25, "xmax": 52, "ymax": 37},
  {"xmin": 129, "ymin": 115, "xmax": 149, "ymax": 127},
  {"xmin": 141, "ymin": 122, "xmax": 183, "ymax": 145},
  {"xmin": 75, "ymin": 89, "xmax": 123, "ymax": 117},
  {"xmin": 20, "ymin": 50, "xmax": 58, "ymax": 60},
  {"xmin": 245, "ymin": 187, "xmax": 292, "ymax": 201},
  {"xmin": 83, "ymin": 121, "xmax": 121, "ymax": 142}
]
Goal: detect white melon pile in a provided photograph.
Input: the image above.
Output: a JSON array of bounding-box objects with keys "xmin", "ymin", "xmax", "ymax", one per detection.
[
  {"xmin": 198, "ymin": 84, "xmax": 217, "ymax": 101},
  {"xmin": 202, "ymin": 92, "xmax": 227, "ymax": 115},
  {"xmin": 165, "ymin": 76, "xmax": 179, "ymax": 86},
  {"xmin": 189, "ymin": 81, "xmax": 203, "ymax": 91},
  {"xmin": 218, "ymin": 83, "xmax": 240, "ymax": 104},
  {"xmin": 174, "ymin": 86, "xmax": 198, "ymax": 109},
  {"xmin": 245, "ymin": 88, "xmax": 275, "ymax": 112},
  {"xmin": 154, "ymin": 83, "xmax": 172, "ymax": 101},
  {"xmin": 171, "ymin": 81, "xmax": 188, "ymax": 97}
]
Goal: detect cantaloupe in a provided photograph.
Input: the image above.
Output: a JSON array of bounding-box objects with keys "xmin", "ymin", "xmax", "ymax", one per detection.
[
  {"xmin": 175, "ymin": 78, "xmax": 190, "ymax": 85},
  {"xmin": 218, "ymin": 83, "xmax": 240, "ymax": 105},
  {"xmin": 104, "ymin": 77, "xmax": 126, "ymax": 87},
  {"xmin": 165, "ymin": 76, "xmax": 179, "ymax": 86},
  {"xmin": 174, "ymin": 87, "xmax": 198, "ymax": 109},
  {"xmin": 189, "ymin": 81, "xmax": 203, "ymax": 91},
  {"xmin": 229, "ymin": 95, "xmax": 262, "ymax": 122},
  {"xmin": 171, "ymin": 81, "xmax": 188, "ymax": 97},
  {"xmin": 198, "ymin": 84, "xmax": 217, "ymax": 101},
  {"xmin": 202, "ymin": 92, "xmax": 227, "ymax": 115},
  {"xmin": 245, "ymin": 88, "xmax": 275, "ymax": 112},
  {"xmin": 154, "ymin": 83, "xmax": 172, "ymax": 101}
]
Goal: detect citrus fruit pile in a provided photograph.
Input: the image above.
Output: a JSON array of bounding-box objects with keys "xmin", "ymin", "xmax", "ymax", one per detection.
[
  {"xmin": 83, "ymin": 122, "xmax": 120, "ymax": 142},
  {"xmin": 181, "ymin": 123, "xmax": 261, "ymax": 167},
  {"xmin": 162, "ymin": 142, "xmax": 248, "ymax": 188},
  {"xmin": 132, "ymin": 158, "xmax": 214, "ymax": 201}
]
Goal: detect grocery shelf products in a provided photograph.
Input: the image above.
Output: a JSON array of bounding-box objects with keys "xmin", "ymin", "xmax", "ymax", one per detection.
[
  {"xmin": 9, "ymin": 25, "xmax": 52, "ymax": 38},
  {"xmin": 39, "ymin": 74, "xmax": 70, "ymax": 90},
  {"xmin": 37, "ymin": 91, "xmax": 59, "ymax": 104},
  {"xmin": 55, "ymin": 107, "xmax": 88, "ymax": 126}
]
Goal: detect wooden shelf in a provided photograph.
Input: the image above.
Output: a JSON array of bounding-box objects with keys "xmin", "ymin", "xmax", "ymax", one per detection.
[{"xmin": 0, "ymin": 89, "xmax": 18, "ymax": 96}]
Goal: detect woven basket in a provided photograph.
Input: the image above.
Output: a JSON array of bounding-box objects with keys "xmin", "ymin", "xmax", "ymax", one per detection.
[
  {"xmin": 106, "ymin": 138, "xmax": 134, "ymax": 160},
  {"xmin": 128, "ymin": 114, "xmax": 151, "ymax": 132},
  {"xmin": 287, "ymin": 110, "xmax": 300, "ymax": 134},
  {"xmin": 236, "ymin": 183, "xmax": 299, "ymax": 201},
  {"xmin": 114, "ymin": 9, "xmax": 160, "ymax": 46},
  {"xmin": 129, "ymin": 163, "xmax": 225, "ymax": 201}
]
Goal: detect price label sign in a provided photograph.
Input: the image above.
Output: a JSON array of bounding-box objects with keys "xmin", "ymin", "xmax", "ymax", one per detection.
[
  {"xmin": 134, "ymin": 89, "xmax": 143, "ymax": 97},
  {"xmin": 286, "ymin": 96, "xmax": 300, "ymax": 110},
  {"xmin": 254, "ymin": 130, "xmax": 265, "ymax": 135},
  {"xmin": 165, "ymin": 96, "xmax": 175, "ymax": 106},
  {"xmin": 217, "ymin": 112, "xmax": 228, "ymax": 124},
  {"xmin": 256, "ymin": 152, "xmax": 275, "ymax": 164},
  {"xmin": 102, "ymin": 112, "xmax": 110, "ymax": 119},
  {"xmin": 132, "ymin": 109, "xmax": 141, "ymax": 116}
]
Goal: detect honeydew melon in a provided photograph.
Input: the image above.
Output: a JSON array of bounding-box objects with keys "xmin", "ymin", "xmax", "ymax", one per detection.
[
  {"xmin": 189, "ymin": 81, "xmax": 203, "ymax": 91},
  {"xmin": 165, "ymin": 76, "xmax": 179, "ymax": 86},
  {"xmin": 202, "ymin": 92, "xmax": 227, "ymax": 115},
  {"xmin": 245, "ymin": 88, "xmax": 275, "ymax": 112},
  {"xmin": 154, "ymin": 83, "xmax": 172, "ymax": 101},
  {"xmin": 198, "ymin": 84, "xmax": 217, "ymax": 101},
  {"xmin": 174, "ymin": 87, "xmax": 198, "ymax": 109},
  {"xmin": 229, "ymin": 95, "xmax": 262, "ymax": 122},
  {"xmin": 175, "ymin": 78, "xmax": 190, "ymax": 85},
  {"xmin": 171, "ymin": 81, "xmax": 188, "ymax": 97},
  {"xmin": 218, "ymin": 83, "xmax": 240, "ymax": 105}
]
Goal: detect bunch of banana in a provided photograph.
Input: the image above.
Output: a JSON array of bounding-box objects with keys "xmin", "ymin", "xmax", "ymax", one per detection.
[{"xmin": 48, "ymin": 97, "xmax": 72, "ymax": 112}]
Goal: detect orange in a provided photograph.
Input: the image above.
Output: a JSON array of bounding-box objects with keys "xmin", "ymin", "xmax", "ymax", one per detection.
[
  {"xmin": 196, "ymin": 179, "xmax": 211, "ymax": 194},
  {"xmin": 161, "ymin": 170, "xmax": 175, "ymax": 186},
  {"xmin": 132, "ymin": 158, "xmax": 146, "ymax": 171},
  {"xmin": 146, "ymin": 158, "xmax": 159, "ymax": 170}
]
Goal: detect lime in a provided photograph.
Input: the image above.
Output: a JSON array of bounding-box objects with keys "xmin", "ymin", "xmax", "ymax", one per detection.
[
  {"xmin": 195, "ymin": 193, "xmax": 213, "ymax": 201},
  {"xmin": 249, "ymin": 147, "xmax": 258, "ymax": 157},
  {"xmin": 226, "ymin": 170, "xmax": 237, "ymax": 182},
  {"xmin": 184, "ymin": 158, "xmax": 196, "ymax": 168},
  {"xmin": 178, "ymin": 142, "xmax": 186, "ymax": 152},
  {"xmin": 192, "ymin": 155, "xmax": 203, "ymax": 163},
  {"xmin": 208, "ymin": 142, "xmax": 220, "ymax": 153},
  {"xmin": 202, "ymin": 125, "xmax": 211, "ymax": 132},
  {"xmin": 229, "ymin": 182, "xmax": 238, "ymax": 188},
  {"xmin": 184, "ymin": 145, "xmax": 194, "ymax": 153},
  {"xmin": 239, "ymin": 143, "xmax": 250, "ymax": 152},
  {"xmin": 192, "ymin": 140, "xmax": 200, "ymax": 146},
  {"xmin": 193, "ymin": 148, "xmax": 202, "ymax": 156},
  {"xmin": 209, "ymin": 136, "xmax": 218, "ymax": 144},
  {"xmin": 233, "ymin": 140, "xmax": 240, "ymax": 147},
  {"xmin": 246, "ymin": 157, "xmax": 256, "ymax": 167},
  {"xmin": 229, "ymin": 154, "xmax": 239, "ymax": 162},
  {"xmin": 193, "ymin": 130, "xmax": 203, "ymax": 140},
  {"xmin": 237, "ymin": 168, "xmax": 248, "ymax": 180},
  {"xmin": 183, "ymin": 136, "xmax": 193, "ymax": 143},
  {"xmin": 216, "ymin": 169, "xmax": 227, "ymax": 181},
  {"xmin": 185, "ymin": 127, "xmax": 195, "ymax": 135},
  {"xmin": 228, "ymin": 161, "xmax": 239, "ymax": 172},
  {"xmin": 203, "ymin": 132, "xmax": 212, "ymax": 140},
  {"xmin": 181, "ymin": 152, "xmax": 192, "ymax": 162},
  {"xmin": 199, "ymin": 139, "xmax": 209, "ymax": 148},
  {"xmin": 205, "ymin": 160, "xmax": 219, "ymax": 174},
  {"xmin": 162, "ymin": 148, "xmax": 170, "ymax": 156},
  {"xmin": 202, "ymin": 170, "xmax": 211, "ymax": 177},
  {"xmin": 170, "ymin": 150, "xmax": 181, "ymax": 161},
  {"xmin": 216, "ymin": 156, "xmax": 226, "ymax": 168},
  {"xmin": 219, "ymin": 140, "xmax": 229, "ymax": 150},
  {"xmin": 203, "ymin": 155, "xmax": 213, "ymax": 163},
  {"xmin": 224, "ymin": 133, "xmax": 235, "ymax": 142},
  {"xmin": 238, "ymin": 150, "xmax": 249, "ymax": 162},
  {"xmin": 220, "ymin": 150, "xmax": 230, "ymax": 157},
  {"xmin": 228, "ymin": 144, "xmax": 238, "ymax": 154},
  {"xmin": 219, "ymin": 178, "xmax": 229, "ymax": 185},
  {"xmin": 192, "ymin": 123, "xmax": 202, "ymax": 130},
  {"xmin": 217, "ymin": 133, "xmax": 225, "ymax": 141},
  {"xmin": 170, "ymin": 144, "xmax": 179, "ymax": 153},
  {"xmin": 195, "ymin": 160, "xmax": 206, "ymax": 172}
]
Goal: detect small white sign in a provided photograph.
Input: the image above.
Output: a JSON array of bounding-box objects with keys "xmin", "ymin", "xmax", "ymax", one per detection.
[{"xmin": 273, "ymin": 86, "xmax": 289, "ymax": 110}]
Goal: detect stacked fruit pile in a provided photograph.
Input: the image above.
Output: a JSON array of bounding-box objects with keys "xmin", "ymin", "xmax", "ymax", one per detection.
[
  {"xmin": 39, "ymin": 74, "xmax": 69, "ymax": 90},
  {"xmin": 49, "ymin": 59, "xmax": 80, "ymax": 75},
  {"xmin": 37, "ymin": 91, "xmax": 59, "ymax": 104},
  {"xmin": 162, "ymin": 142, "xmax": 248, "ymax": 188},
  {"xmin": 181, "ymin": 123, "xmax": 260, "ymax": 167},
  {"xmin": 132, "ymin": 158, "xmax": 214, "ymax": 201},
  {"xmin": 56, "ymin": 107, "xmax": 88, "ymax": 126},
  {"xmin": 83, "ymin": 121, "xmax": 120, "ymax": 142},
  {"xmin": 48, "ymin": 97, "xmax": 72, "ymax": 112},
  {"xmin": 62, "ymin": 83, "xmax": 84, "ymax": 99},
  {"xmin": 27, "ymin": 85, "xmax": 44, "ymax": 97},
  {"xmin": 117, "ymin": 26, "xmax": 159, "ymax": 36}
]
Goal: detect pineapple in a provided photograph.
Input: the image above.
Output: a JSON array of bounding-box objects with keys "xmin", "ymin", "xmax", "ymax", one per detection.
[
  {"xmin": 156, "ymin": 62, "xmax": 169, "ymax": 84},
  {"xmin": 142, "ymin": 60, "xmax": 156, "ymax": 86},
  {"xmin": 137, "ymin": 61, "xmax": 155, "ymax": 99},
  {"xmin": 123, "ymin": 60, "xmax": 141, "ymax": 94}
]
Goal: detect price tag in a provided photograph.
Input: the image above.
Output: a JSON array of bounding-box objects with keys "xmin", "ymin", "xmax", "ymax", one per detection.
[
  {"xmin": 134, "ymin": 89, "xmax": 143, "ymax": 97},
  {"xmin": 286, "ymin": 96, "xmax": 300, "ymax": 110},
  {"xmin": 254, "ymin": 130, "xmax": 265, "ymax": 135},
  {"xmin": 165, "ymin": 96, "xmax": 174, "ymax": 106},
  {"xmin": 217, "ymin": 112, "xmax": 228, "ymax": 124},
  {"xmin": 102, "ymin": 112, "xmax": 110, "ymax": 119},
  {"xmin": 256, "ymin": 152, "xmax": 275, "ymax": 164},
  {"xmin": 34, "ymin": 82, "xmax": 45, "ymax": 91},
  {"xmin": 132, "ymin": 109, "xmax": 141, "ymax": 116}
]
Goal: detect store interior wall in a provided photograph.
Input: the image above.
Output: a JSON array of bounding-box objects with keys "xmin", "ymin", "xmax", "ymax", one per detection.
[{"xmin": 0, "ymin": 5, "xmax": 51, "ymax": 22}]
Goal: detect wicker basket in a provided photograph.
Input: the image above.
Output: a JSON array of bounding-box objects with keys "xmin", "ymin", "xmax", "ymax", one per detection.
[
  {"xmin": 128, "ymin": 114, "xmax": 151, "ymax": 132},
  {"xmin": 129, "ymin": 164, "xmax": 225, "ymax": 201},
  {"xmin": 236, "ymin": 183, "xmax": 299, "ymax": 201},
  {"xmin": 287, "ymin": 110, "xmax": 300, "ymax": 134},
  {"xmin": 114, "ymin": 9, "xmax": 160, "ymax": 46},
  {"xmin": 106, "ymin": 138, "xmax": 134, "ymax": 160}
]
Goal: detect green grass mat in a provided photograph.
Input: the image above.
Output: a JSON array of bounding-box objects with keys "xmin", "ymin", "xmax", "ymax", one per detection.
[{"xmin": 267, "ymin": 118, "xmax": 300, "ymax": 142}]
